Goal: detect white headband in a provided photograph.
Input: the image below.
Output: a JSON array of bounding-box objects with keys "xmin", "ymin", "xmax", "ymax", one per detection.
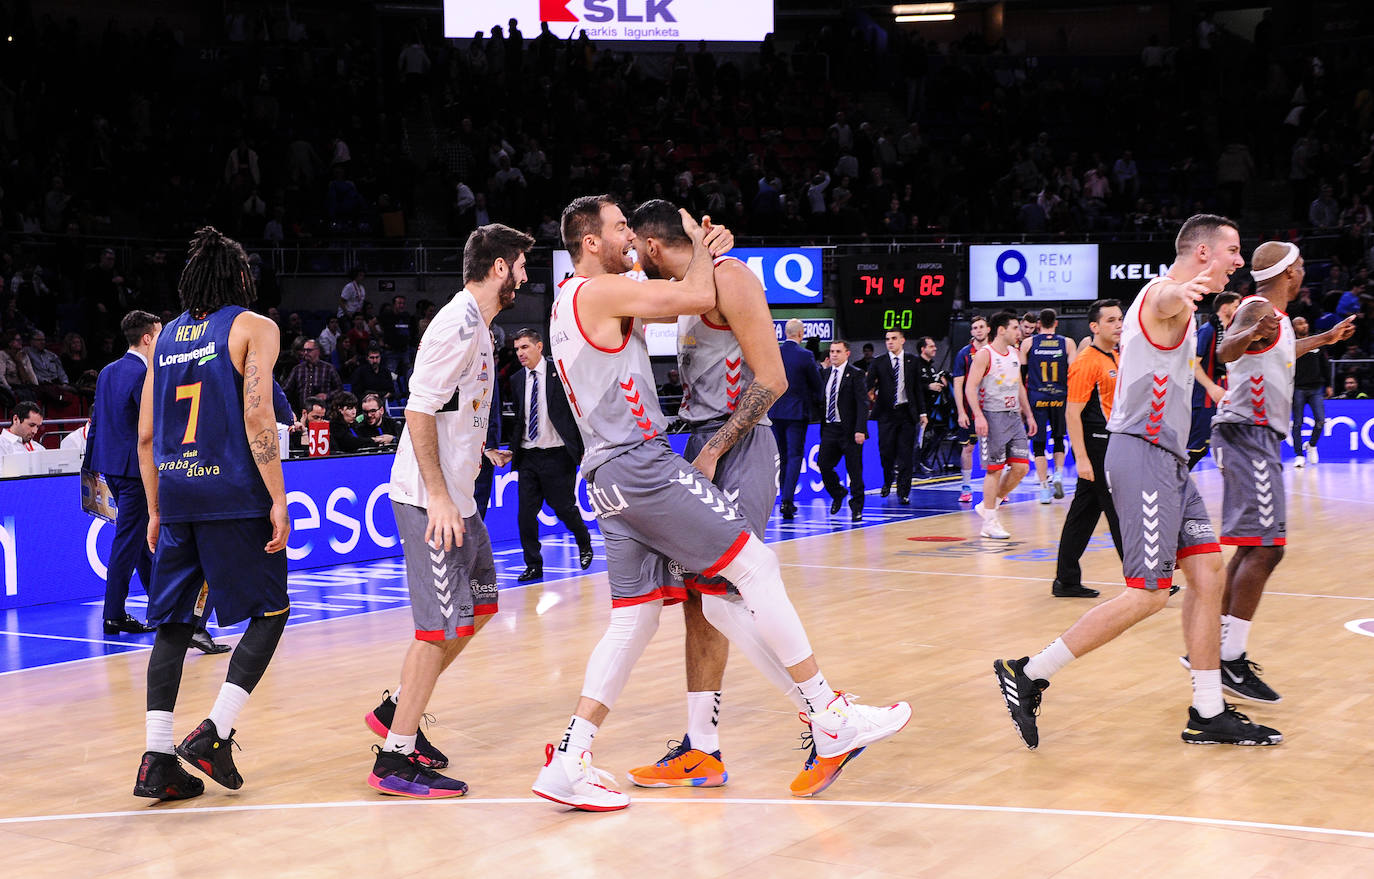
[{"xmin": 1250, "ymin": 242, "xmax": 1300, "ymax": 282}]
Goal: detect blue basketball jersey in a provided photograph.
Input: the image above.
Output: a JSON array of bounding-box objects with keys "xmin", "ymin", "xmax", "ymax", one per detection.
[
  {"xmin": 1025, "ymin": 333, "xmax": 1070, "ymax": 400},
  {"xmin": 152, "ymin": 305, "xmax": 271, "ymax": 523}
]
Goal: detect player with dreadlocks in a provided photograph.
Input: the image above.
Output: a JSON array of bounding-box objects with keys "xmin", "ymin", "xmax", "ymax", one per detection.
[{"xmin": 132, "ymin": 227, "xmax": 292, "ymax": 800}]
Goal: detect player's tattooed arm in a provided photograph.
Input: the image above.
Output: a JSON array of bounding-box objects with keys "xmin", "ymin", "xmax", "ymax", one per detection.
[
  {"xmin": 244, "ymin": 348, "xmax": 263, "ymax": 414},
  {"xmin": 694, "ymin": 381, "xmax": 778, "ymax": 481}
]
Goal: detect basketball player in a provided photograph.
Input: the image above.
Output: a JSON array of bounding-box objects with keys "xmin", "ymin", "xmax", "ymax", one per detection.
[
  {"xmin": 995, "ymin": 214, "xmax": 1282, "ymax": 749},
  {"xmin": 624, "ymin": 200, "xmax": 869, "ymax": 798},
  {"xmin": 1052, "ymin": 299, "xmax": 1124, "ymax": 599},
  {"xmin": 964, "ymin": 311, "xmax": 1036, "ymax": 539},
  {"xmin": 1020, "ymin": 308, "xmax": 1077, "ymax": 503},
  {"xmin": 132, "ymin": 228, "xmax": 291, "ymax": 800},
  {"xmin": 951, "ymin": 315, "xmax": 990, "ymax": 502},
  {"xmin": 532, "ymin": 196, "xmax": 910, "ymax": 811},
  {"xmin": 1187, "ymin": 291, "xmax": 1240, "ymax": 468},
  {"xmin": 1199, "ymin": 241, "xmax": 1355, "ymax": 702},
  {"xmin": 361, "ymin": 224, "xmax": 530, "ymax": 799}
]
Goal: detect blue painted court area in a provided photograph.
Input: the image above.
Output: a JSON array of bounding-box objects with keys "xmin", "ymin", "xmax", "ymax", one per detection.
[{"xmin": 0, "ymin": 478, "xmax": 1049, "ymax": 675}]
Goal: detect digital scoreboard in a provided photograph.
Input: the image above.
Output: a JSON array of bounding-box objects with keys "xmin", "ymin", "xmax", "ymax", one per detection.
[{"xmin": 836, "ymin": 254, "xmax": 958, "ymax": 339}]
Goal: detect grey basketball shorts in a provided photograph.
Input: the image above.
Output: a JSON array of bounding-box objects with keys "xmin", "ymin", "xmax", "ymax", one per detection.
[
  {"xmin": 1104, "ymin": 433, "xmax": 1220, "ymax": 591},
  {"xmin": 586, "ymin": 437, "xmax": 754, "ymax": 608},
  {"xmin": 1212, "ymin": 422, "xmax": 1287, "ymax": 547},
  {"xmin": 980, "ymin": 409, "xmax": 1031, "ymax": 470},
  {"xmin": 681, "ymin": 423, "xmax": 779, "ymax": 595},
  {"xmin": 393, "ymin": 501, "xmax": 499, "ymax": 640}
]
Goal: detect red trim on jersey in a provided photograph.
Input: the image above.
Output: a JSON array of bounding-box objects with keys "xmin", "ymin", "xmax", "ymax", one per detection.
[
  {"xmin": 701, "ymin": 530, "xmax": 752, "ymax": 578},
  {"xmin": 1220, "ymin": 536, "xmax": 1287, "ymax": 547},
  {"xmin": 1244, "ymin": 334, "xmax": 1282, "ymax": 356},
  {"xmin": 1177, "ymin": 542, "xmax": 1222, "ymax": 558},
  {"xmin": 572, "ymin": 284, "xmax": 631, "ymax": 354},
  {"xmin": 611, "ymin": 587, "xmax": 682, "ymax": 609},
  {"xmin": 662, "ymin": 583, "xmax": 690, "ymax": 604},
  {"xmin": 1137, "ymin": 283, "xmax": 1188, "ymax": 351},
  {"xmin": 700, "ymin": 313, "xmax": 731, "ymax": 331}
]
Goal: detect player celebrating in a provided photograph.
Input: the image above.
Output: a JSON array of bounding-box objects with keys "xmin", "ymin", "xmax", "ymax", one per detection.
[
  {"xmin": 964, "ymin": 311, "xmax": 1036, "ymax": 539},
  {"xmin": 362, "ymin": 224, "xmax": 531, "ymax": 798},
  {"xmin": 532, "ymin": 196, "xmax": 910, "ymax": 811},
  {"xmin": 1201, "ymin": 241, "xmax": 1355, "ymax": 702},
  {"xmin": 624, "ymin": 200, "xmax": 869, "ymax": 798},
  {"xmin": 133, "ymin": 227, "xmax": 291, "ymax": 799},
  {"xmin": 994, "ymin": 214, "xmax": 1282, "ymax": 749},
  {"xmin": 1020, "ymin": 308, "xmax": 1076, "ymax": 503}
]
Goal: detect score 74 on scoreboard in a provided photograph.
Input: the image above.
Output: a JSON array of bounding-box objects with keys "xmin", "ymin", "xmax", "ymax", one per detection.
[{"xmin": 836, "ymin": 254, "xmax": 958, "ymax": 339}]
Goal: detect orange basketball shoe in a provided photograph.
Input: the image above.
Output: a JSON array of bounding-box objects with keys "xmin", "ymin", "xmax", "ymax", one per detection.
[
  {"xmin": 626, "ymin": 736, "xmax": 728, "ymax": 788},
  {"xmin": 789, "ymin": 716, "xmax": 866, "ymax": 798}
]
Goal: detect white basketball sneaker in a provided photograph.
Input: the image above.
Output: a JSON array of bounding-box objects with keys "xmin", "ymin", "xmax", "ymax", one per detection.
[
  {"xmin": 1307, "ymin": 446, "xmax": 1318, "ymax": 465},
  {"xmin": 532, "ymin": 744, "xmax": 630, "ymax": 812},
  {"xmin": 1293, "ymin": 453, "xmax": 1304, "ymax": 468},
  {"xmin": 807, "ymin": 693, "xmax": 912, "ymax": 759},
  {"xmin": 980, "ymin": 513, "xmax": 1011, "ymax": 539}
]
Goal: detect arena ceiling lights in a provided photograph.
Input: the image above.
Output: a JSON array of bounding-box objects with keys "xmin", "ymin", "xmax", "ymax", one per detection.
[{"xmin": 892, "ymin": 2, "xmax": 956, "ymax": 22}]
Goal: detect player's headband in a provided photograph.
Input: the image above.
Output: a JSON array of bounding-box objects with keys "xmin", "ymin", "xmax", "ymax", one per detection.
[{"xmin": 1250, "ymin": 242, "xmax": 1300, "ymax": 282}]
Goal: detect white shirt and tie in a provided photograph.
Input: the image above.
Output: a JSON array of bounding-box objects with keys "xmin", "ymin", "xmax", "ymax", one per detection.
[
  {"xmin": 826, "ymin": 367, "xmax": 843, "ymax": 423},
  {"xmin": 892, "ymin": 353, "xmax": 907, "ymax": 406},
  {"xmin": 522, "ymin": 359, "xmax": 564, "ymax": 451}
]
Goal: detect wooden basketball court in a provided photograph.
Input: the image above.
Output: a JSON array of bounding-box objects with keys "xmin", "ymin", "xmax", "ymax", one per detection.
[{"xmin": 4, "ymin": 464, "xmax": 1373, "ymax": 878}]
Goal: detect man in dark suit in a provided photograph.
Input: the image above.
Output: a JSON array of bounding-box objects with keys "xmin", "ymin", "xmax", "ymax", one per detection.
[
  {"xmin": 769, "ymin": 318, "xmax": 822, "ymax": 519},
  {"xmin": 88, "ymin": 311, "xmax": 161, "ymax": 636},
  {"xmin": 473, "ymin": 362, "xmax": 506, "ymax": 519},
  {"xmin": 818, "ymin": 340, "xmax": 869, "ymax": 521},
  {"xmin": 866, "ymin": 328, "xmax": 927, "ymax": 503},
  {"xmin": 510, "ymin": 328, "xmax": 592, "ymax": 581}
]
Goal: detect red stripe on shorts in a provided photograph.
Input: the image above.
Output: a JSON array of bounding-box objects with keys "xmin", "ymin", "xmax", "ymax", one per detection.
[{"xmin": 702, "ymin": 531, "xmax": 751, "ymax": 578}]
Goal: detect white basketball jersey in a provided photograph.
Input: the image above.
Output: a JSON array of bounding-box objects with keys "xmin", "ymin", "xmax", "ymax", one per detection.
[
  {"xmin": 549, "ymin": 276, "xmax": 666, "ymax": 472},
  {"xmin": 978, "ymin": 344, "xmax": 1021, "ymax": 412},
  {"xmin": 1213, "ymin": 295, "xmax": 1295, "ymax": 437}
]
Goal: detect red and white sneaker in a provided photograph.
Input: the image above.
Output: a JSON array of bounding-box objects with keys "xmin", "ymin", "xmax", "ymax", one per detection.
[
  {"xmin": 807, "ymin": 693, "xmax": 912, "ymax": 759},
  {"xmin": 532, "ymin": 744, "xmax": 630, "ymax": 812}
]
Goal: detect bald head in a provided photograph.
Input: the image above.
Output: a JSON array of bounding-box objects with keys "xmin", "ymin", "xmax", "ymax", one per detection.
[{"xmin": 784, "ymin": 318, "xmax": 804, "ymax": 341}]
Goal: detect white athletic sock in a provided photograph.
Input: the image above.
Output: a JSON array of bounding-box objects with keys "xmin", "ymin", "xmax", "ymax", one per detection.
[
  {"xmin": 389, "ymin": 687, "xmax": 401, "ymax": 704},
  {"xmin": 1191, "ymin": 668, "xmax": 1224, "ymax": 717},
  {"xmin": 207, "ymin": 683, "xmax": 250, "ymax": 738},
  {"xmin": 383, "ymin": 731, "xmax": 416, "ymax": 755},
  {"xmin": 961, "ymin": 468, "xmax": 972, "ymax": 489},
  {"xmin": 563, "ymin": 715, "xmax": 598, "ymax": 756},
  {"xmin": 1023, "ymin": 638, "xmax": 1075, "ymax": 681},
  {"xmin": 1221, "ymin": 615, "xmax": 1252, "ymax": 662},
  {"xmin": 797, "ymin": 672, "xmax": 835, "ymax": 714},
  {"xmin": 686, "ymin": 691, "xmax": 722, "ymax": 754},
  {"xmin": 146, "ymin": 710, "xmax": 175, "ymax": 755}
]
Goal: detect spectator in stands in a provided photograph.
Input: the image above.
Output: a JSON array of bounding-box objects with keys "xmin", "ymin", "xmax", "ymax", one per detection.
[
  {"xmin": 61, "ymin": 332, "xmax": 97, "ymax": 398},
  {"xmin": 1, "ymin": 331, "xmax": 39, "ymax": 402},
  {"xmin": 339, "ymin": 267, "xmax": 367, "ymax": 318},
  {"xmin": 327, "ymin": 390, "xmax": 371, "ymax": 453},
  {"xmin": 346, "ymin": 313, "xmax": 371, "ymax": 353},
  {"xmin": 290, "ymin": 396, "xmax": 329, "ymax": 454},
  {"xmin": 1112, "ymin": 149, "xmax": 1140, "ymax": 205},
  {"xmin": 282, "ymin": 337, "xmax": 342, "ymax": 412},
  {"xmin": 336, "ymin": 335, "xmax": 363, "ymax": 377},
  {"xmin": 0, "ymin": 400, "xmax": 43, "ymax": 455},
  {"xmin": 356, "ymin": 393, "xmax": 399, "ymax": 446},
  {"xmin": 26, "ymin": 331, "xmax": 74, "ymax": 406},
  {"xmin": 379, "ymin": 295, "xmax": 413, "ymax": 374},
  {"xmin": 350, "ymin": 344, "xmax": 397, "ymax": 401},
  {"xmin": 1309, "ymin": 184, "xmax": 1342, "ymax": 230},
  {"xmin": 318, "ymin": 316, "xmax": 342, "ymax": 358},
  {"xmin": 1337, "ymin": 375, "xmax": 1368, "ymax": 399},
  {"xmin": 658, "ymin": 368, "xmax": 684, "ymax": 415}
]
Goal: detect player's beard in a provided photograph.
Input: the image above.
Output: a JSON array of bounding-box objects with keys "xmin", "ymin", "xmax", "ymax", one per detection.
[
  {"xmin": 498, "ymin": 272, "xmax": 518, "ymax": 309},
  {"xmin": 601, "ymin": 243, "xmax": 632, "ymax": 275},
  {"xmin": 638, "ymin": 249, "xmax": 666, "ymax": 280}
]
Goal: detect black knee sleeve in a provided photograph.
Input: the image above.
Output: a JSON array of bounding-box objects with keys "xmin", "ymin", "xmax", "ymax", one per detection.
[
  {"xmin": 146, "ymin": 622, "xmax": 196, "ymax": 712},
  {"xmin": 227, "ymin": 610, "xmax": 289, "ymax": 693}
]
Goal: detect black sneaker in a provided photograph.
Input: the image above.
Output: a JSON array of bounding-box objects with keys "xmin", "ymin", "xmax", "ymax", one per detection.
[
  {"xmin": 133, "ymin": 751, "xmax": 205, "ymax": 800},
  {"xmin": 367, "ymin": 746, "xmax": 468, "ymax": 799},
  {"xmin": 993, "ymin": 657, "xmax": 1049, "ymax": 750},
  {"xmin": 364, "ymin": 690, "xmax": 450, "ymax": 769},
  {"xmin": 175, "ymin": 719, "xmax": 243, "ymax": 789},
  {"xmin": 1051, "ymin": 579, "xmax": 1100, "ymax": 598},
  {"xmin": 1221, "ymin": 654, "xmax": 1282, "ymax": 703},
  {"xmin": 1181, "ymin": 704, "xmax": 1282, "ymax": 746}
]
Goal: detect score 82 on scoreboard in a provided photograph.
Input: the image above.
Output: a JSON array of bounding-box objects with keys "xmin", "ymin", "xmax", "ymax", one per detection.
[{"xmin": 836, "ymin": 254, "xmax": 958, "ymax": 339}]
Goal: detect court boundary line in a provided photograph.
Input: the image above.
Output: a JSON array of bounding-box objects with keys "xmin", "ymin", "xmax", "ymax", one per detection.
[
  {"xmin": 0, "ymin": 630, "xmax": 148, "ymax": 648},
  {"xmin": 2, "ymin": 796, "xmax": 1372, "ymax": 842}
]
